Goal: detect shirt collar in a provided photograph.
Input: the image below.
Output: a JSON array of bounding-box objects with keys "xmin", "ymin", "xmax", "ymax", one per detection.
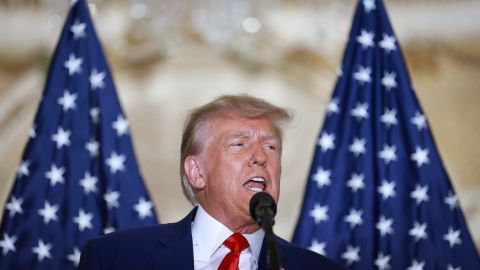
[{"xmin": 191, "ymin": 205, "xmax": 265, "ymax": 264}]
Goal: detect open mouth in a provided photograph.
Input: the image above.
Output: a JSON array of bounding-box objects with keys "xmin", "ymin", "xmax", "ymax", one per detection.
[{"xmin": 244, "ymin": 177, "xmax": 266, "ymax": 192}]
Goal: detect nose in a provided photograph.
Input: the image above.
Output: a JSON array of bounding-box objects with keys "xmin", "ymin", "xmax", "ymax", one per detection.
[{"xmin": 249, "ymin": 147, "xmax": 267, "ymax": 167}]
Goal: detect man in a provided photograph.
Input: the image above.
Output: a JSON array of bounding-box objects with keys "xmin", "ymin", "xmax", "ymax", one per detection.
[{"xmin": 78, "ymin": 94, "xmax": 344, "ymax": 269}]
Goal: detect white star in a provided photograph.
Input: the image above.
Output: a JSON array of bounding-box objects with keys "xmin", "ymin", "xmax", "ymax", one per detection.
[
  {"xmin": 378, "ymin": 144, "xmax": 397, "ymax": 164},
  {"xmin": 134, "ymin": 197, "xmax": 154, "ymax": 219},
  {"xmin": 382, "ymin": 71, "xmax": 397, "ymax": 91},
  {"xmin": 326, "ymin": 98, "xmax": 340, "ymax": 115},
  {"xmin": 444, "ymin": 192, "xmax": 458, "ymax": 210},
  {"xmin": 410, "ymin": 184, "xmax": 429, "ymax": 204},
  {"xmin": 312, "ymin": 167, "xmax": 331, "ymax": 188},
  {"xmin": 345, "ymin": 209, "xmax": 363, "ymax": 228},
  {"xmin": 349, "ymin": 137, "xmax": 366, "ymax": 157},
  {"xmin": 73, "ymin": 209, "xmax": 94, "ymax": 231},
  {"xmin": 90, "ymin": 107, "xmax": 100, "ymax": 124},
  {"xmin": 346, "ymin": 173, "xmax": 365, "ymax": 192},
  {"xmin": 308, "ymin": 239, "xmax": 326, "ymax": 256},
  {"xmin": 29, "ymin": 125, "xmax": 36, "ymax": 138},
  {"xmin": 32, "ymin": 240, "xmax": 52, "ymax": 262},
  {"xmin": 45, "ymin": 164, "xmax": 65, "ymax": 186},
  {"xmin": 38, "ymin": 201, "xmax": 59, "ymax": 224},
  {"xmin": 70, "ymin": 20, "xmax": 86, "ymax": 39},
  {"xmin": 16, "ymin": 160, "xmax": 30, "ymax": 178},
  {"xmin": 377, "ymin": 180, "xmax": 396, "ymax": 200},
  {"xmin": 375, "ymin": 253, "xmax": 391, "ymax": 270},
  {"xmin": 104, "ymin": 190, "xmax": 120, "ymax": 209},
  {"xmin": 80, "ymin": 171, "xmax": 98, "ymax": 194},
  {"xmin": 411, "ymin": 146, "xmax": 430, "ymax": 167},
  {"xmin": 0, "ymin": 233, "xmax": 17, "ymax": 255},
  {"xmin": 85, "ymin": 139, "xmax": 100, "ymax": 157},
  {"xmin": 106, "ymin": 151, "xmax": 126, "ymax": 174},
  {"xmin": 309, "ymin": 203, "xmax": 329, "ymax": 224},
  {"xmin": 353, "ymin": 66, "xmax": 372, "ymax": 84},
  {"xmin": 341, "ymin": 245, "xmax": 361, "ymax": 265},
  {"xmin": 379, "ymin": 34, "xmax": 397, "ymax": 53},
  {"xmin": 64, "ymin": 53, "xmax": 83, "ymax": 76},
  {"xmin": 103, "ymin": 226, "xmax": 116, "ymax": 234},
  {"xmin": 411, "ymin": 111, "xmax": 427, "ymax": 130},
  {"xmin": 443, "ymin": 227, "xmax": 462, "ymax": 248},
  {"xmin": 90, "ymin": 69, "xmax": 106, "ymax": 90},
  {"xmin": 67, "ymin": 247, "xmax": 81, "ymax": 267},
  {"xmin": 51, "ymin": 127, "xmax": 71, "ymax": 149},
  {"xmin": 376, "ymin": 216, "xmax": 394, "ymax": 237},
  {"xmin": 407, "ymin": 259, "xmax": 425, "ymax": 270},
  {"xmin": 409, "ymin": 221, "xmax": 428, "ymax": 241},
  {"xmin": 381, "ymin": 108, "xmax": 398, "ymax": 127},
  {"xmin": 57, "ymin": 89, "xmax": 78, "ymax": 111},
  {"xmin": 447, "ymin": 264, "xmax": 461, "ymax": 270},
  {"xmin": 112, "ymin": 114, "xmax": 129, "ymax": 136},
  {"xmin": 6, "ymin": 196, "xmax": 23, "ymax": 217},
  {"xmin": 356, "ymin": 29, "xmax": 375, "ymax": 49},
  {"xmin": 351, "ymin": 102, "xmax": 369, "ymax": 120},
  {"xmin": 317, "ymin": 132, "xmax": 335, "ymax": 152},
  {"xmin": 362, "ymin": 0, "xmax": 376, "ymax": 13}
]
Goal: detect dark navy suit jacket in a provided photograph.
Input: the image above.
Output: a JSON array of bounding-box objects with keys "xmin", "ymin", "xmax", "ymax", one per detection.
[{"xmin": 78, "ymin": 208, "xmax": 344, "ymax": 270}]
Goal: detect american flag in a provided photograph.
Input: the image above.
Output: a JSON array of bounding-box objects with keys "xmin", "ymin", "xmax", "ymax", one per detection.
[
  {"xmin": 0, "ymin": 0, "xmax": 158, "ymax": 268},
  {"xmin": 292, "ymin": 0, "xmax": 480, "ymax": 269}
]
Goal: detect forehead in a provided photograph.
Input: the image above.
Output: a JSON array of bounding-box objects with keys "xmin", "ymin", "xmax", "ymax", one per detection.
[{"xmin": 206, "ymin": 114, "xmax": 281, "ymax": 140}]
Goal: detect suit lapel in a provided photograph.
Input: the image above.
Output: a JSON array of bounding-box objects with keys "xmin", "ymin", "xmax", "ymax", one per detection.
[
  {"xmin": 152, "ymin": 235, "xmax": 194, "ymax": 269},
  {"xmin": 152, "ymin": 208, "xmax": 197, "ymax": 270},
  {"xmin": 259, "ymin": 235, "xmax": 288, "ymax": 270}
]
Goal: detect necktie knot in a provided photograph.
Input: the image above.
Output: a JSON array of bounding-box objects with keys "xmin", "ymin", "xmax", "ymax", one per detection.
[
  {"xmin": 223, "ymin": 233, "xmax": 250, "ymax": 254},
  {"xmin": 218, "ymin": 233, "xmax": 250, "ymax": 270}
]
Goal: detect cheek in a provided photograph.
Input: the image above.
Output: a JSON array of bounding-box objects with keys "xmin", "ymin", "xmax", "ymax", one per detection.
[
  {"xmin": 208, "ymin": 155, "xmax": 244, "ymax": 189},
  {"xmin": 270, "ymin": 156, "xmax": 282, "ymax": 174},
  {"xmin": 221, "ymin": 153, "xmax": 247, "ymax": 172},
  {"xmin": 269, "ymin": 157, "xmax": 282, "ymax": 189}
]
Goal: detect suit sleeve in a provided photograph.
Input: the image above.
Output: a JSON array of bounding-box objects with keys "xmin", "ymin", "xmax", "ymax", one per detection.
[{"xmin": 78, "ymin": 240, "xmax": 102, "ymax": 270}]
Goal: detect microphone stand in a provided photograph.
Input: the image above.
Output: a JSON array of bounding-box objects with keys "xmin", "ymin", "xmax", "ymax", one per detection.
[
  {"xmin": 250, "ymin": 192, "xmax": 281, "ymax": 270},
  {"xmin": 260, "ymin": 208, "xmax": 280, "ymax": 270}
]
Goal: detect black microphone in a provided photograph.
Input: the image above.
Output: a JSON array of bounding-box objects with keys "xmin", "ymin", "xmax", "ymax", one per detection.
[
  {"xmin": 249, "ymin": 192, "xmax": 280, "ymax": 270},
  {"xmin": 249, "ymin": 192, "xmax": 277, "ymax": 228}
]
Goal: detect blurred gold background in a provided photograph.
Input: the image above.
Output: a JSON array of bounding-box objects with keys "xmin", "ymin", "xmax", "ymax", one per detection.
[{"xmin": 0, "ymin": 0, "xmax": 479, "ymax": 250}]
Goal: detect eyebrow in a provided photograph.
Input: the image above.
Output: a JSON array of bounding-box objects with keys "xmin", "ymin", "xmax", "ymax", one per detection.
[{"xmin": 227, "ymin": 130, "xmax": 280, "ymax": 141}]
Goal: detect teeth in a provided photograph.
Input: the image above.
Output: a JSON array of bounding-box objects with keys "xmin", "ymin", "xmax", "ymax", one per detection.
[
  {"xmin": 245, "ymin": 177, "xmax": 265, "ymax": 192},
  {"xmin": 247, "ymin": 187, "xmax": 263, "ymax": 192},
  {"xmin": 250, "ymin": 177, "xmax": 265, "ymax": 182}
]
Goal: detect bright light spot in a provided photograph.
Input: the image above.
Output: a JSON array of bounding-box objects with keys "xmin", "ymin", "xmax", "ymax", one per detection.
[
  {"xmin": 130, "ymin": 3, "xmax": 147, "ymax": 19},
  {"xmin": 242, "ymin": 17, "xmax": 261, "ymax": 33}
]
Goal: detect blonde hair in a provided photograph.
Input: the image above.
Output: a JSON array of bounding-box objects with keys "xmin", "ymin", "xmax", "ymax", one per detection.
[{"xmin": 180, "ymin": 94, "xmax": 291, "ymax": 204}]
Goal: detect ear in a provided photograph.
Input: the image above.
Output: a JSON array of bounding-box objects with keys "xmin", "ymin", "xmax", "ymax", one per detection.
[{"xmin": 184, "ymin": 155, "xmax": 206, "ymax": 190}]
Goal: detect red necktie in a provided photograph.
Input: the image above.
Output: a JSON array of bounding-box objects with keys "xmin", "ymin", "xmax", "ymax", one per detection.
[{"xmin": 218, "ymin": 233, "xmax": 250, "ymax": 270}]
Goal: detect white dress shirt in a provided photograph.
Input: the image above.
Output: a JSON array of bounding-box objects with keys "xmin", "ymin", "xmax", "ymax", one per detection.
[{"xmin": 191, "ymin": 205, "xmax": 265, "ymax": 270}]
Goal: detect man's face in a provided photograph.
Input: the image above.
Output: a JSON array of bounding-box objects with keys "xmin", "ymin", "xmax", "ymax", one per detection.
[{"xmin": 194, "ymin": 114, "xmax": 282, "ymax": 232}]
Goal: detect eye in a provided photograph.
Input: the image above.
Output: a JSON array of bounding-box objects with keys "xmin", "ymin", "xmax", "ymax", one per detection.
[
  {"xmin": 264, "ymin": 144, "xmax": 278, "ymax": 151},
  {"xmin": 230, "ymin": 142, "xmax": 244, "ymax": 147}
]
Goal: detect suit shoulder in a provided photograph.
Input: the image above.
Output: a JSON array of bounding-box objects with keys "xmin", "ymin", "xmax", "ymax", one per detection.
[
  {"xmin": 79, "ymin": 223, "xmax": 183, "ymax": 270},
  {"xmin": 87, "ymin": 223, "xmax": 176, "ymax": 249},
  {"xmin": 276, "ymin": 237, "xmax": 345, "ymax": 270},
  {"xmin": 79, "ymin": 211, "xmax": 196, "ymax": 270}
]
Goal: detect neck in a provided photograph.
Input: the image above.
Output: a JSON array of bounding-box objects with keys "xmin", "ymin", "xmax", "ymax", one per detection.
[
  {"xmin": 231, "ymin": 222, "xmax": 260, "ymax": 234},
  {"xmin": 199, "ymin": 204, "xmax": 260, "ymax": 234}
]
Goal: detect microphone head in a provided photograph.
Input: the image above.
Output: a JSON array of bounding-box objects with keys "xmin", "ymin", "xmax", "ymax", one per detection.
[{"xmin": 249, "ymin": 192, "xmax": 277, "ymax": 224}]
